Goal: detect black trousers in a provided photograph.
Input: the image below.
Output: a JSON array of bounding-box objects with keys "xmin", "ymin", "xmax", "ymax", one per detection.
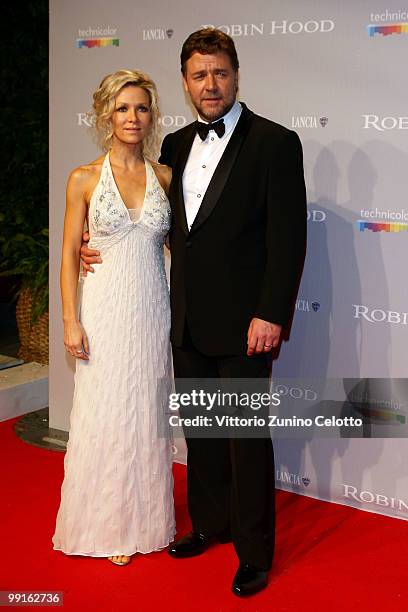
[{"xmin": 172, "ymin": 326, "xmax": 275, "ymax": 570}]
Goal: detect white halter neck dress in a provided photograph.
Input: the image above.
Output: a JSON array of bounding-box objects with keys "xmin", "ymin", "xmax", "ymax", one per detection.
[{"xmin": 53, "ymin": 154, "xmax": 175, "ymax": 556}]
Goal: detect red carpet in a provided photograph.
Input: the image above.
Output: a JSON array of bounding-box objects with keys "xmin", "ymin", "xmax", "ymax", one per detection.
[{"xmin": 0, "ymin": 416, "xmax": 406, "ymax": 611}]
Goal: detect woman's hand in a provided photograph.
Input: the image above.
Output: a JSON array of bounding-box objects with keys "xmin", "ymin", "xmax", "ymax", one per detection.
[{"xmin": 64, "ymin": 320, "xmax": 90, "ymax": 360}]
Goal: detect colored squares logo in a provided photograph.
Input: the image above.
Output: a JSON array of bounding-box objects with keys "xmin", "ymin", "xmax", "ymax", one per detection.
[
  {"xmin": 77, "ymin": 38, "xmax": 119, "ymax": 49},
  {"xmin": 359, "ymin": 407, "xmax": 406, "ymax": 424},
  {"xmin": 357, "ymin": 221, "xmax": 408, "ymax": 233},
  {"xmin": 367, "ymin": 23, "xmax": 408, "ymax": 36}
]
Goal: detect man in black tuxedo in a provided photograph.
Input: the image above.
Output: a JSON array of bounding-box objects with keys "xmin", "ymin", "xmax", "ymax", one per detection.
[
  {"xmin": 82, "ymin": 28, "xmax": 306, "ymax": 597},
  {"xmin": 160, "ymin": 29, "xmax": 306, "ymax": 596}
]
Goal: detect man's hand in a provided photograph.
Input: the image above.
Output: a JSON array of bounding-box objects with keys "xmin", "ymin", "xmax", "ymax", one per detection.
[
  {"xmin": 247, "ymin": 318, "xmax": 282, "ymax": 356},
  {"xmin": 80, "ymin": 231, "xmax": 102, "ymax": 275}
]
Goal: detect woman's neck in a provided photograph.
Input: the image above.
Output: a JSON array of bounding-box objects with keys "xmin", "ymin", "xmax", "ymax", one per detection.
[{"xmin": 109, "ymin": 140, "xmax": 144, "ymax": 169}]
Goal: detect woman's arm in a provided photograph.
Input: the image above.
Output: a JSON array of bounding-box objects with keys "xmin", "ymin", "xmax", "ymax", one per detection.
[{"xmin": 60, "ymin": 168, "xmax": 90, "ymax": 359}]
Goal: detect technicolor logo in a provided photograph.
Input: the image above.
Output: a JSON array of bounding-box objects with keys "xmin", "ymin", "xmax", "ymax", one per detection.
[
  {"xmin": 367, "ymin": 22, "xmax": 408, "ymax": 36},
  {"xmin": 354, "ymin": 404, "xmax": 405, "ymax": 424},
  {"xmin": 77, "ymin": 26, "xmax": 119, "ymax": 49},
  {"xmin": 77, "ymin": 38, "xmax": 119, "ymax": 49},
  {"xmin": 357, "ymin": 220, "xmax": 408, "ymax": 233},
  {"xmin": 348, "ymin": 387, "xmax": 406, "ymax": 424}
]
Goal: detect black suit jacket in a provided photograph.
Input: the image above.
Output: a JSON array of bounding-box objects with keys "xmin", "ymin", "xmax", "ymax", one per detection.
[{"xmin": 159, "ymin": 103, "xmax": 307, "ymax": 356}]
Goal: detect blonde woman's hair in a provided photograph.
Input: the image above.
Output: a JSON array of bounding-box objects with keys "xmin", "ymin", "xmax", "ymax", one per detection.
[{"xmin": 92, "ymin": 69, "xmax": 161, "ymax": 158}]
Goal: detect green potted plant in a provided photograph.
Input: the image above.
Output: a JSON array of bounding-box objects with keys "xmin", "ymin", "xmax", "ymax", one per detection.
[{"xmin": 0, "ymin": 229, "xmax": 49, "ymax": 364}]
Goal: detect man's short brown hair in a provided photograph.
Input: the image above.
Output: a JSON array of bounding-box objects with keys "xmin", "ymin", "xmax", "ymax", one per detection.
[{"xmin": 180, "ymin": 28, "xmax": 239, "ymax": 74}]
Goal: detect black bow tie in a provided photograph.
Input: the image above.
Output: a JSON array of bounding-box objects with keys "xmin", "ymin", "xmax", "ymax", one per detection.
[{"xmin": 196, "ymin": 118, "xmax": 225, "ymax": 141}]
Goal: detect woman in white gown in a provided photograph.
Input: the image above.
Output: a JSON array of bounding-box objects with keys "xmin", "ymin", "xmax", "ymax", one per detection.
[{"xmin": 52, "ymin": 70, "xmax": 175, "ymax": 566}]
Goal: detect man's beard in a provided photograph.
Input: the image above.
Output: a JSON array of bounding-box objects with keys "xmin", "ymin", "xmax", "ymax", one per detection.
[{"xmin": 196, "ymin": 98, "xmax": 236, "ymax": 122}]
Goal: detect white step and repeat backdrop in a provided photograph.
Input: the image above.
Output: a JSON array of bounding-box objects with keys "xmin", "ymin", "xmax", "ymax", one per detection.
[{"xmin": 49, "ymin": 1, "xmax": 408, "ymax": 520}]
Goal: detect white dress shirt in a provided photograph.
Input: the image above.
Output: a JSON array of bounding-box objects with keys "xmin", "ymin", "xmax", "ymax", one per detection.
[{"xmin": 182, "ymin": 101, "xmax": 242, "ymax": 230}]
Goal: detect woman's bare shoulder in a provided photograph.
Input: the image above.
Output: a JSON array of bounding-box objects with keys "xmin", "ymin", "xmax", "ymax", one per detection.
[
  {"xmin": 67, "ymin": 155, "xmax": 106, "ymax": 203},
  {"xmin": 68, "ymin": 155, "xmax": 105, "ymax": 183},
  {"xmin": 68, "ymin": 155, "xmax": 105, "ymax": 187}
]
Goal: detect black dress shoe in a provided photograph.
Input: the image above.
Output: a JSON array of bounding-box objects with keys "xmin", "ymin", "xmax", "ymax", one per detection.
[
  {"xmin": 232, "ymin": 564, "xmax": 268, "ymax": 597},
  {"xmin": 168, "ymin": 531, "xmax": 212, "ymax": 558}
]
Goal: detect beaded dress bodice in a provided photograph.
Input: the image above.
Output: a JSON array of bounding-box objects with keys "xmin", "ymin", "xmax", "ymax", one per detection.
[{"xmin": 88, "ymin": 153, "xmax": 171, "ymax": 252}]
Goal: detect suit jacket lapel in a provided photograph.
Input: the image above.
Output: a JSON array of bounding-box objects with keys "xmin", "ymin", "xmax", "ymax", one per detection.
[
  {"xmin": 189, "ymin": 103, "xmax": 253, "ymax": 236},
  {"xmin": 171, "ymin": 123, "xmax": 196, "ymax": 236}
]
